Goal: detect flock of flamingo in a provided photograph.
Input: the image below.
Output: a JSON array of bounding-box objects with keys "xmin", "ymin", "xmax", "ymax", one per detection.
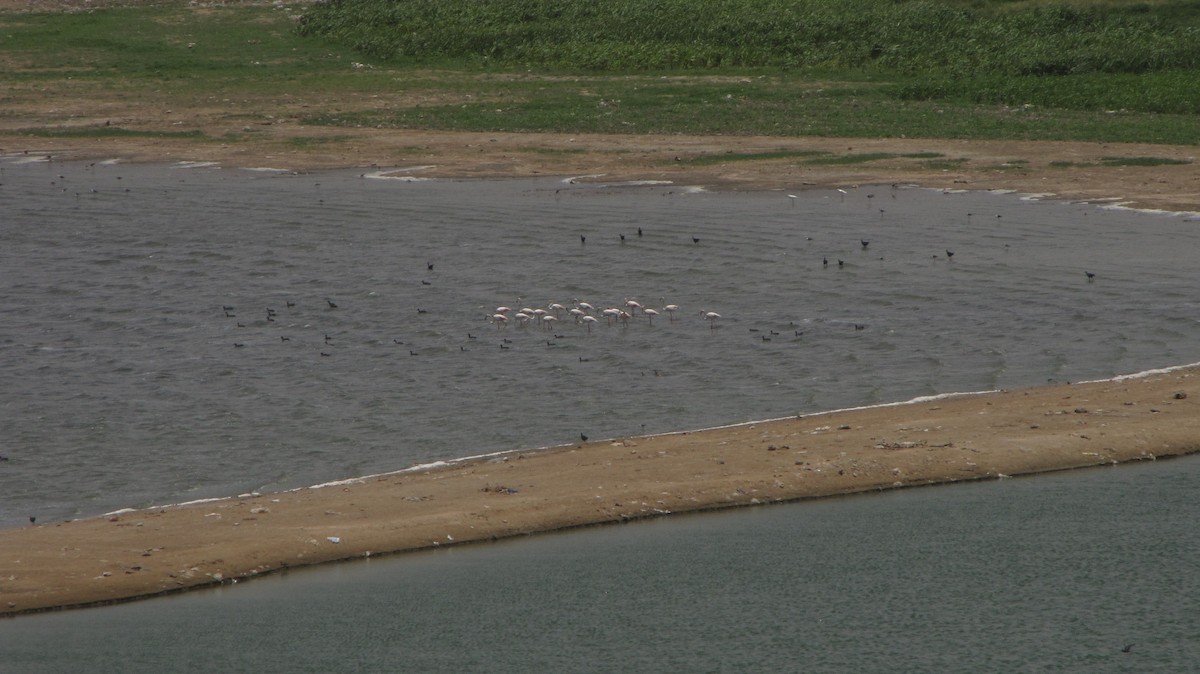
[{"xmin": 489, "ymin": 299, "xmax": 722, "ymax": 332}]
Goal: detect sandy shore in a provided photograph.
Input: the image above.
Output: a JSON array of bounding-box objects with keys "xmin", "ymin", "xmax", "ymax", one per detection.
[{"xmin": 2, "ymin": 365, "xmax": 1198, "ymax": 616}]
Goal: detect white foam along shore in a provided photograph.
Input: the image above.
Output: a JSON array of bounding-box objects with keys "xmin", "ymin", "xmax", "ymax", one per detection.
[
  {"xmin": 931, "ymin": 184, "xmax": 1200, "ymax": 220},
  {"xmin": 105, "ymin": 360, "xmax": 1200, "ymax": 520},
  {"xmin": 363, "ymin": 166, "xmax": 437, "ymax": 181}
]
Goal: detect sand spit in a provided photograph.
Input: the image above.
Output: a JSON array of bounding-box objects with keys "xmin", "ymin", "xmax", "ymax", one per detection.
[{"xmin": 3, "ymin": 366, "xmax": 1198, "ymax": 616}]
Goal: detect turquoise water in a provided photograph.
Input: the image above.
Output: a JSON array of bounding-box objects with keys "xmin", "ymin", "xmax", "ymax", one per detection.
[{"xmin": 3, "ymin": 454, "xmax": 1197, "ymax": 672}]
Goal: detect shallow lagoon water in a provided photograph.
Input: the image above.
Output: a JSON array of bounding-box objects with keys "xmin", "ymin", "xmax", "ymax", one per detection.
[
  {"xmin": 1, "ymin": 156, "xmax": 1199, "ymax": 525},
  {"xmin": 2, "ymin": 156, "xmax": 1200, "ymax": 670}
]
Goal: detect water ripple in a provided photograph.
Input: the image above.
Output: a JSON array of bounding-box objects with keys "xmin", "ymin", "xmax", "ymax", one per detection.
[{"xmin": 2, "ymin": 160, "xmax": 1199, "ymax": 525}]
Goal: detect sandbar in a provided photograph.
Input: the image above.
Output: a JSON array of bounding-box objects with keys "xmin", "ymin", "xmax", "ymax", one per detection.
[{"xmin": 3, "ymin": 365, "xmax": 1197, "ymax": 616}]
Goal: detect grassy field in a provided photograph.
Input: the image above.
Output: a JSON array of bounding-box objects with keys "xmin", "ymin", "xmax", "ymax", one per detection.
[
  {"xmin": 297, "ymin": 0, "xmax": 1200, "ymax": 75},
  {"xmin": 1, "ymin": 0, "xmax": 1197, "ymax": 145}
]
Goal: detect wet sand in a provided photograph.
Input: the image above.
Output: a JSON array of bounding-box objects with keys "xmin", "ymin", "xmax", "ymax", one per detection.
[{"xmin": 3, "ymin": 365, "xmax": 1198, "ymax": 616}]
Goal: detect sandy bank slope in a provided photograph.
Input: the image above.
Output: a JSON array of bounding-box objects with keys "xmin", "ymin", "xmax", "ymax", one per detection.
[{"xmin": 3, "ymin": 366, "xmax": 1198, "ymax": 616}]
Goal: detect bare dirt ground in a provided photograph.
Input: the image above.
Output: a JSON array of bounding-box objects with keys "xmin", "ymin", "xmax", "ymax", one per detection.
[{"xmin": 5, "ymin": 113, "xmax": 1200, "ymax": 213}]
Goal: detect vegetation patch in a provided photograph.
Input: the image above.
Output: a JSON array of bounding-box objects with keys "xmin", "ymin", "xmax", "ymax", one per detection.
[
  {"xmin": 802, "ymin": 152, "xmax": 899, "ymax": 165},
  {"xmin": 290, "ymin": 0, "xmax": 1200, "ymax": 136},
  {"xmin": 2, "ymin": 2, "xmax": 1198, "ymax": 147},
  {"xmin": 20, "ymin": 126, "xmax": 206, "ymax": 140},
  {"xmin": 922, "ymin": 158, "xmax": 969, "ymax": 170},
  {"xmin": 1040, "ymin": 156, "xmax": 1191, "ymax": 168},
  {"xmin": 296, "ymin": 0, "xmax": 1200, "ymax": 79},
  {"xmin": 1100, "ymin": 156, "xmax": 1192, "ymax": 166}
]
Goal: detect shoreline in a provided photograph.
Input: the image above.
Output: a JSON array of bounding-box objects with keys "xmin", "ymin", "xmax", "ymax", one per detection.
[
  {"xmin": 4, "ymin": 364, "xmax": 1198, "ymax": 617},
  {"xmin": 4, "ymin": 130, "xmax": 1200, "ymax": 215},
  {"xmin": 103, "ymin": 360, "xmax": 1200, "ymax": 521}
]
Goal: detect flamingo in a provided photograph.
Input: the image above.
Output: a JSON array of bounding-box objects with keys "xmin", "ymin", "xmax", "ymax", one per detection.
[
  {"xmin": 514, "ymin": 312, "xmax": 532, "ymax": 327},
  {"xmin": 492, "ymin": 314, "xmax": 509, "ymax": 329},
  {"xmin": 624, "ymin": 298, "xmax": 642, "ymax": 316},
  {"xmin": 542, "ymin": 315, "xmax": 558, "ymax": 330},
  {"xmin": 495, "ymin": 306, "xmax": 512, "ymax": 315},
  {"xmin": 569, "ymin": 307, "xmax": 587, "ymax": 322},
  {"xmin": 576, "ymin": 301, "xmax": 595, "ymax": 313},
  {"xmin": 663, "ymin": 304, "xmax": 679, "ymax": 321},
  {"xmin": 643, "ymin": 308, "xmax": 659, "ymax": 325},
  {"xmin": 548, "ymin": 302, "xmax": 567, "ymax": 316},
  {"xmin": 581, "ymin": 315, "xmax": 599, "ymax": 334},
  {"xmin": 701, "ymin": 311, "xmax": 721, "ymax": 329},
  {"xmin": 602, "ymin": 307, "xmax": 622, "ymax": 325}
]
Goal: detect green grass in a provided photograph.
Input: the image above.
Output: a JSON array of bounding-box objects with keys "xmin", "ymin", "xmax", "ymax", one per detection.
[
  {"xmin": 891, "ymin": 71, "xmax": 1200, "ymax": 114},
  {"xmin": 291, "ymin": 0, "xmax": 1200, "ymax": 124},
  {"xmin": 1, "ymin": 2, "xmax": 1197, "ymax": 147},
  {"xmin": 296, "ymin": 0, "xmax": 1200, "ymax": 76},
  {"xmin": 297, "ymin": 74, "xmax": 1199, "ymax": 144},
  {"xmin": 0, "ymin": 4, "xmax": 361, "ymax": 91}
]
